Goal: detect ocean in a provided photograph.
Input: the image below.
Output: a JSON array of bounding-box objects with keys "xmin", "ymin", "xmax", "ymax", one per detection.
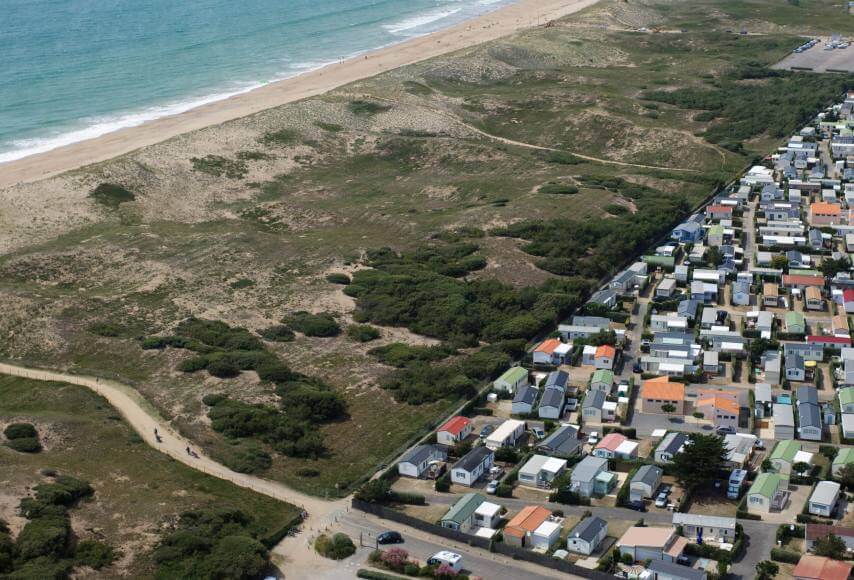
[{"xmin": 0, "ymin": 0, "xmax": 513, "ymax": 163}]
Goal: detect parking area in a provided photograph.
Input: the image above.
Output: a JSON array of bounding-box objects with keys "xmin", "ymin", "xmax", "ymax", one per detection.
[{"xmin": 773, "ymin": 38, "xmax": 854, "ymax": 73}]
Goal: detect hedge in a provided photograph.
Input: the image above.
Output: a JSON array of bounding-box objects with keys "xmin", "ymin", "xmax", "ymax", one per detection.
[
  {"xmin": 388, "ymin": 492, "xmax": 426, "ymax": 506},
  {"xmin": 357, "ymin": 569, "xmax": 403, "ymax": 580},
  {"xmin": 770, "ymin": 548, "xmax": 801, "ymax": 564}
]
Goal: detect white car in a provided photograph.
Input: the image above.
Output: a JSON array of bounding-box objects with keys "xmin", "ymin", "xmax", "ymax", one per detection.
[
  {"xmin": 486, "ymin": 481, "xmax": 499, "ymax": 494},
  {"xmin": 565, "ymin": 398, "xmax": 578, "ymax": 411},
  {"xmin": 587, "ymin": 431, "xmax": 599, "ymax": 445}
]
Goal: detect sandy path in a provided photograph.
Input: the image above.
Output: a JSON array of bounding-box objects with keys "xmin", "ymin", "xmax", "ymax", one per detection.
[
  {"xmin": 0, "ymin": 363, "xmax": 346, "ymax": 548},
  {"xmin": 0, "ymin": 0, "xmax": 601, "ymax": 188}
]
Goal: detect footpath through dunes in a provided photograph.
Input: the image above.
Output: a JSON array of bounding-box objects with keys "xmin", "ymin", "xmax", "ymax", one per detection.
[{"xmin": 0, "ymin": 362, "xmax": 348, "ymax": 537}]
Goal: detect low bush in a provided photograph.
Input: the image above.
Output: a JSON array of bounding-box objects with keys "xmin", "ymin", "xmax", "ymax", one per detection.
[
  {"xmin": 259, "ymin": 325, "xmax": 296, "ymax": 342},
  {"xmin": 89, "ymin": 183, "xmax": 135, "ymax": 208},
  {"xmin": 348, "ymin": 324, "xmax": 381, "ymax": 343},
  {"xmin": 6, "ymin": 437, "xmax": 41, "ymax": 453},
  {"xmin": 222, "ymin": 444, "xmax": 273, "ymax": 474},
  {"xmin": 4, "ymin": 423, "xmax": 37, "ymax": 440},
  {"xmin": 369, "ymin": 343, "xmax": 453, "ymax": 367},
  {"xmin": 75, "ymin": 540, "xmax": 117, "ymax": 570},
  {"xmin": 387, "ymin": 492, "xmax": 425, "ymax": 506},
  {"xmin": 349, "ymin": 100, "xmax": 390, "ymax": 116},
  {"xmin": 261, "ymin": 128, "xmax": 300, "ymax": 146},
  {"xmin": 315, "ymin": 533, "xmax": 356, "ymax": 560},
  {"xmin": 770, "ymin": 548, "xmax": 801, "ymax": 564},
  {"xmin": 285, "ymin": 311, "xmax": 341, "ymax": 337},
  {"xmin": 326, "ymin": 273, "xmax": 351, "ymax": 285},
  {"xmin": 539, "ymin": 183, "xmax": 579, "ymax": 195}
]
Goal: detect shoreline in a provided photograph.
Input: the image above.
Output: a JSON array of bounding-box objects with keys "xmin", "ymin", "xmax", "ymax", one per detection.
[{"xmin": 0, "ymin": 0, "xmax": 599, "ymax": 188}]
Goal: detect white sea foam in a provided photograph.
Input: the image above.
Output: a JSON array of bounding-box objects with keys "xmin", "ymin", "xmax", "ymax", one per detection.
[
  {"xmin": 0, "ymin": 0, "xmax": 513, "ymax": 165},
  {"xmin": 383, "ymin": 7, "xmax": 463, "ymax": 36}
]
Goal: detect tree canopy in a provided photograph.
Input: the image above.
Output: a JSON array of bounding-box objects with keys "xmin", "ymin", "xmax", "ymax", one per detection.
[{"xmin": 672, "ymin": 434, "xmax": 727, "ymax": 491}]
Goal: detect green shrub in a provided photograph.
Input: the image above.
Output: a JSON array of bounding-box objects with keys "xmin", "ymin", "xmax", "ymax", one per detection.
[
  {"xmin": 191, "ymin": 155, "xmax": 248, "ymax": 179},
  {"xmin": 259, "ymin": 325, "xmax": 296, "ymax": 342},
  {"xmin": 770, "ymin": 548, "xmax": 801, "ymax": 564},
  {"xmin": 545, "ymin": 151, "xmax": 582, "ymax": 165},
  {"xmin": 16, "ymin": 515, "xmax": 71, "ymax": 560},
  {"xmin": 229, "ymin": 278, "xmax": 255, "ymax": 290},
  {"xmin": 387, "ymin": 492, "xmax": 426, "ymax": 505},
  {"xmin": 222, "ymin": 445, "xmax": 273, "ymax": 474},
  {"xmin": 206, "ymin": 356, "xmax": 241, "ymax": 378},
  {"xmin": 356, "ymin": 480, "xmax": 391, "ymax": 503},
  {"xmin": 539, "ymin": 183, "xmax": 579, "ymax": 195},
  {"xmin": 315, "ymin": 121, "xmax": 343, "ymax": 132},
  {"xmin": 369, "ymin": 343, "xmax": 452, "ymax": 367},
  {"xmin": 4, "ymin": 423, "xmax": 37, "ymax": 440},
  {"xmin": 285, "ymin": 311, "xmax": 341, "ymax": 337},
  {"xmin": 178, "ymin": 356, "xmax": 209, "ymax": 373},
  {"xmin": 202, "ymin": 393, "xmax": 227, "ymax": 407},
  {"xmin": 75, "ymin": 540, "xmax": 117, "ymax": 570},
  {"xmin": 88, "ymin": 322, "xmax": 123, "ymax": 337},
  {"xmin": 326, "ymin": 273, "xmax": 351, "ymax": 285},
  {"xmin": 261, "ymin": 128, "xmax": 300, "ymax": 146},
  {"xmin": 256, "ymin": 362, "xmax": 296, "ymax": 384},
  {"xmin": 315, "ymin": 533, "xmax": 356, "ymax": 560},
  {"xmin": 296, "ymin": 468, "xmax": 320, "ymax": 478},
  {"xmin": 349, "ymin": 100, "xmax": 390, "ymax": 116},
  {"xmin": 434, "ymin": 475, "xmax": 450, "ymax": 493},
  {"xmin": 6, "ymin": 437, "xmax": 41, "ymax": 453},
  {"xmin": 89, "ymin": 183, "xmax": 135, "ymax": 208},
  {"xmin": 357, "ymin": 569, "xmax": 401, "ymax": 580},
  {"xmin": 348, "ymin": 324, "xmax": 380, "ymax": 343},
  {"xmin": 495, "ymin": 484, "xmax": 513, "ymax": 498}
]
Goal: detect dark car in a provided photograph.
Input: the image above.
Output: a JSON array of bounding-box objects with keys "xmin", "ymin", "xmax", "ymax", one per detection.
[
  {"xmin": 377, "ymin": 531, "xmax": 404, "ymax": 545},
  {"xmin": 633, "ymin": 362, "xmax": 643, "ymax": 374},
  {"xmin": 479, "ymin": 425, "xmax": 494, "ymax": 439},
  {"xmin": 625, "ymin": 500, "xmax": 646, "ymax": 512}
]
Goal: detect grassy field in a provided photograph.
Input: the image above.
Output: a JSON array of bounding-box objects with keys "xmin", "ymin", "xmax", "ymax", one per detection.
[
  {"xmin": 0, "ymin": 376, "xmax": 300, "ymax": 577},
  {"xmin": 0, "ymin": 0, "xmax": 850, "ymax": 497}
]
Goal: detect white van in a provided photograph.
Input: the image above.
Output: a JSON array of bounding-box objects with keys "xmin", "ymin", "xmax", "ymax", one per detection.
[{"xmin": 427, "ymin": 551, "xmax": 463, "ymax": 573}]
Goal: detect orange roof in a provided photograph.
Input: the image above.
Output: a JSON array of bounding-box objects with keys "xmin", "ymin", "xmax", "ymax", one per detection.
[
  {"xmin": 810, "ymin": 202, "xmax": 842, "ymax": 216},
  {"xmin": 641, "ymin": 376, "xmax": 685, "ymax": 401},
  {"xmin": 438, "ymin": 416, "xmax": 470, "ymax": 436},
  {"xmin": 763, "ymin": 282, "xmax": 779, "ymax": 296},
  {"xmin": 534, "ymin": 338, "xmax": 562, "ymax": 355},
  {"xmin": 697, "ymin": 392, "xmax": 739, "ymax": 415},
  {"xmin": 595, "ymin": 345, "xmax": 616, "ymax": 359},
  {"xmin": 833, "ymin": 314, "xmax": 849, "ymax": 331},
  {"xmin": 793, "ymin": 555, "xmax": 852, "ymax": 580},
  {"xmin": 805, "ymin": 286, "xmax": 822, "ymax": 300},
  {"xmin": 617, "ymin": 526, "xmax": 675, "ymax": 548},
  {"xmin": 596, "ymin": 432, "xmax": 627, "ymax": 452},
  {"xmin": 504, "ymin": 505, "xmax": 551, "ymax": 538},
  {"xmin": 782, "ymin": 274, "xmax": 825, "ymax": 287}
]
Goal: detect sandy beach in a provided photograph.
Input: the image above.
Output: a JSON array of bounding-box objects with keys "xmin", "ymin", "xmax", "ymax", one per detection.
[{"xmin": 0, "ymin": 0, "xmax": 598, "ymax": 188}]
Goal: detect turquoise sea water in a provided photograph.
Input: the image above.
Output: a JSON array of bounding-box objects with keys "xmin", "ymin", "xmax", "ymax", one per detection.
[{"xmin": 0, "ymin": 0, "xmax": 513, "ymax": 163}]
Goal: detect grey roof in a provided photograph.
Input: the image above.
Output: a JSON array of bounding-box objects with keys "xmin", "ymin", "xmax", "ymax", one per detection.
[
  {"xmin": 401, "ymin": 444, "xmax": 443, "ymax": 466},
  {"xmin": 799, "ymin": 401, "xmax": 822, "ymax": 429},
  {"xmin": 568, "ymin": 516, "xmax": 607, "ymax": 543},
  {"xmin": 571, "ymin": 315, "xmax": 611, "ymax": 328},
  {"xmin": 513, "ymin": 384, "xmax": 538, "ymax": 405},
  {"xmin": 583, "ymin": 390, "xmax": 606, "ymax": 409},
  {"xmin": 545, "ymin": 370, "xmax": 570, "ymax": 390},
  {"xmin": 536, "ymin": 425, "xmax": 582, "ymax": 457},
  {"xmin": 632, "ymin": 464, "xmax": 663, "ymax": 487},
  {"xmin": 773, "ymin": 403, "xmax": 795, "ymax": 427},
  {"xmin": 678, "ymin": 299, "xmax": 701, "ymax": 319},
  {"xmin": 647, "ymin": 559, "xmax": 707, "ymax": 580},
  {"xmin": 539, "ymin": 388, "xmax": 565, "ymax": 409},
  {"xmin": 811, "ymin": 481, "xmax": 841, "ymax": 505},
  {"xmin": 755, "ymin": 383, "xmax": 772, "ymax": 403},
  {"xmin": 657, "ymin": 432, "xmax": 688, "ymax": 456},
  {"xmin": 786, "ymin": 353, "xmax": 804, "ymax": 370},
  {"xmin": 571, "ymin": 456, "xmax": 608, "ymax": 482},
  {"xmin": 590, "ymin": 288, "xmax": 618, "ymax": 305},
  {"xmin": 797, "ymin": 386, "xmax": 818, "ymax": 406},
  {"xmin": 653, "ymin": 332, "xmax": 696, "ymax": 345},
  {"xmin": 784, "ymin": 342, "xmax": 823, "ymax": 358},
  {"xmin": 454, "ymin": 446, "xmax": 493, "ymax": 473}
]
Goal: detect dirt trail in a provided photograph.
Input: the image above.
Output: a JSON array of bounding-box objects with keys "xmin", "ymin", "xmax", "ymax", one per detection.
[
  {"xmin": 360, "ymin": 93, "xmax": 703, "ymax": 172},
  {"xmin": 0, "ymin": 362, "xmax": 347, "ymax": 571}
]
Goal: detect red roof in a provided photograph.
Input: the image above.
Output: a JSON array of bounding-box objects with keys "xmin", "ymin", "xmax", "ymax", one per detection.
[
  {"xmin": 782, "ymin": 274, "xmax": 825, "ymax": 287},
  {"xmin": 706, "ymin": 205, "xmax": 732, "ymax": 214},
  {"xmin": 806, "ymin": 523, "xmax": 854, "ymax": 540},
  {"xmin": 595, "ymin": 345, "xmax": 616, "ymax": 359},
  {"xmin": 793, "ymin": 555, "xmax": 852, "ymax": 580},
  {"xmin": 844, "ymin": 289, "xmax": 854, "ymax": 303},
  {"xmin": 438, "ymin": 416, "xmax": 470, "ymax": 436},
  {"xmin": 807, "ymin": 335, "xmax": 852, "ymax": 345}
]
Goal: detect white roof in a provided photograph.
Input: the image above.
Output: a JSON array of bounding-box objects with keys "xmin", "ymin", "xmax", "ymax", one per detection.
[
  {"xmin": 672, "ymin": 512, "xmax": 736, "ymax": 530},
  {"xmin": 651, "ymin": 429, "xmax": 667, "ymax": 438},
  {"xmin": 795, "ymin": 450, "xmax": 814, "ymax": 464},
  {"xmin": 616, "ymin": 440, "xmax": 638, "ymax": 455},
  {"xmin": 554, "ymin": 343, "xmax": 572, "ymax": 355},
  {"xmin": 603, "ymin": 401, "xmax": 618, "ymax": 411},
  {"xmin": 660, "ymin": 363, "xmax": 687, "ymax": 373},
  {"xmin": 487, "ymin": 419, "xmax": 525, "ymax": 444},
  {"xmin": 583, "ymin": 345, "xmax": 597, "ymax": 355},
  {"xmin": 475, "ymin": 502, "xmax": 502, "ymax": 518},
  {"xmin": 811, "ymin": 481, "xmax": 841, "ymax": 505},
  {"xmin": 520, "ymin": 454, "xmax": 567, "ymax": 475},
  {"xmin": 534, "ymin": 520, "xmax": 562, "ymax": 538}
]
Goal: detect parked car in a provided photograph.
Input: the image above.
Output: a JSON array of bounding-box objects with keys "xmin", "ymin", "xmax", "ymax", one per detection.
[
  {"xmin": 633, "ymin": 362, "xmax": 643, "ymax": 373},
  {"xmin": 655, "ymin": 492, "xmax": 668, "ymax": 508},
  {"xmin": 427, "ymin": 552, "xmax": 462, "ymax": 573},
  {"xmin": 489, "ymin": 465, "xmax": 504, "ymax": 480},
  {"xmin": 587, "ymin": 431, "xmax": 599, "ymax": 445},
  {"xmin": 486, "ymin": 481, "xmax": 499, "ymax": 495},
  {"xmin": 565, "ymin": 398, "xmax": 578, "ymax": 412},
  {"xmin": 531, "ymin": 426, "xmax": 545, "ymax": 440},
  {"xmin": 479, "ymin": 425, "xmax": 494, "ymax": 439},
  {"xmin": 625, "ymin": 500, "xmax": 646, "ymax": 512},
  {"xmin": 715, "ymin": 425, "xmax": 736, "ymax": 435},
  {"xmin": 378, "ymin": 531, "xmax": 404, "ymax": 545}
]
